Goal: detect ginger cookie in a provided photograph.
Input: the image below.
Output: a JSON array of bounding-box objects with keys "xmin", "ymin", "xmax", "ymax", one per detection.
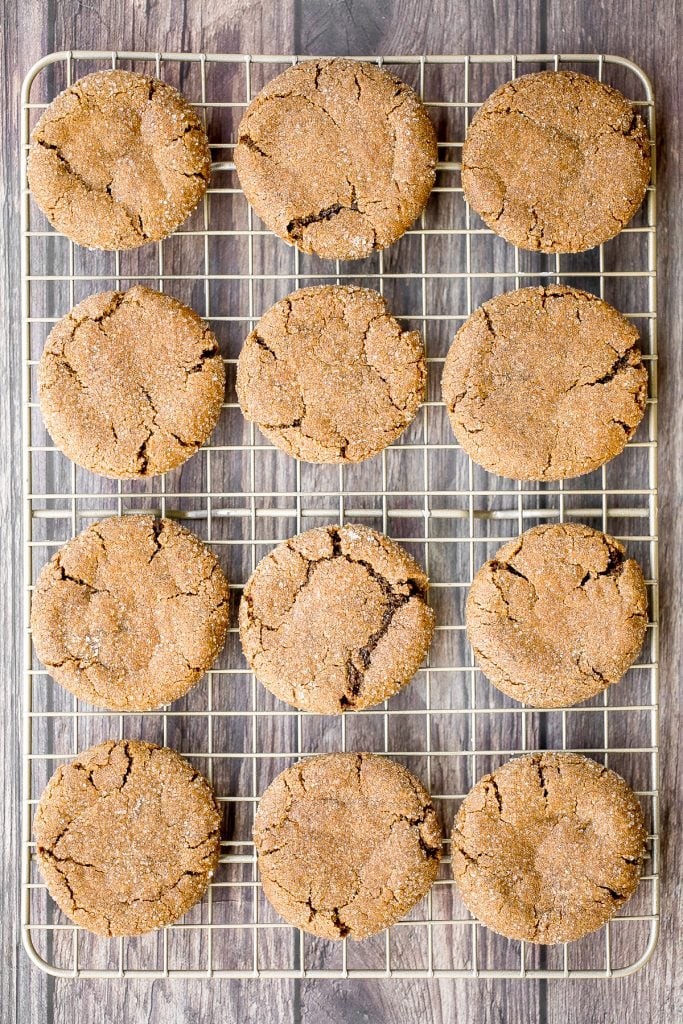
[
  {"xmin": 28, "ymin": 70, "xmax": 211, "ymax": 250},
  {"xmin": 31, "ymin": 515, "xmax": 229, "ymax": 711},
  {"xmin": 462, "ymin": 70, "xmax": 650, "ymax": 252},
  {"xmin": 38, "ymin": 286, "xmax": 225, "ymax": 479},
  {"xmin": 254, "ymin": 752, "xmax": 442, "ymax": 939},
  {"xmin": 34, "ymin": 740, "xmax": 222, "ymax": 936},
  {"xmin": 451, "ymin": 752, "xmax": 647, "ymax": 944},
  {"xmin": 236, "ymin": 286, "xmax": 426, "ymax": 462},
  {"xmin": 466, "ymin": 524, "xmax": 648, "ymax": 708},
  {"xmin": 234, "ymin": 58, "xmax": 437, "ymax": 260},
  {"xmin": 441, "ymin": 285, "xmax": 648, "ymax": 480},
  {"xmin": 239, "ymin": 524, "xmax": 434, "ymax": 713}
]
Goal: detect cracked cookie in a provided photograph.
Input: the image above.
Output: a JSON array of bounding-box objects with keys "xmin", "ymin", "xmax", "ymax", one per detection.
[
  {"xmin": 239, "ymin": 524, "xmax": 435, "ymax": 713},
  {"xmin": 254, "ymin": 752, "xmax": 441, "ymax": 939},
  {"xmin": 34, "ymin": 740, "xmax": 222, "ymax": 936},
  {"xmin": 27, "ymin": 70, "xmax": 211, "ymax": 250},
  {"xmin": 441, "ymin": 285, "xmax": 648, "ymax": 480},
  {"xmin": 451, "ymin": 752, "xmax": 647, "ymax": 943},
  {"xmin": 462, "ymin": 70, "xmax": 650, "ymax": 252},
  {"xmin": 38, "ymin": 286, "xmax": 225, "ymax": 479},
  {"xmin": 236, "ymin": 285, "xmax": 426, "ymax": 462},
  {"xmin": 234, "ymin": 58, "xmax": 437, "ymax": 260},
  {"xmin": 31, "ymin": 515, "xmax": 230, "ymax": 711},
  {"xmin": 466, "ymin": 524, "xmax": 648, "ymax": 708}
]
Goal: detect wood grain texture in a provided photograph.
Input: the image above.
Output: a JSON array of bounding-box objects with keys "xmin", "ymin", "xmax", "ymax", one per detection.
[{"xmin": 2, "ymin": 1, "xmax": 682, "ymax": 1022}]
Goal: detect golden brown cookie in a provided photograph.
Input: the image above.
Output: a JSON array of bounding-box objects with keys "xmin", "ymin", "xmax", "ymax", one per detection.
[
  {"xmin": 28, "ymin": 70, "xmax": 211, "ymax": 250},
  {"xmin": 451, "ymin": 752, "xmax": 647, "ymax": 943},
  {"xmin": 234, "ymin": 58, "xmax": 437, "ymax": 260},
  {"xmin": 239, "ymin": 524, "xmax": 434, "ymax": 713},
  {"xmin": 254, "ymin": 752, "xmax": 442, "ymax": 939},
  {"xmin": 34, "ymin": 740, "xmax": 222, "ymax": 936},
  {"xmin": 441, "ymin": 285, "xmax": 648, "ymax": 480},
  {"xmin": 38, "ymin": 286, "xmax": 225, "ymax": 479},
  {"xmin": 31, "ymin": 515, "xmax": 229, "ymax": 711},
  {"xmin": 462, "ymin": 71, "xmax": 650, "ymax": 252},
  {"xmin": 466, "ymin": 524, "xmax": 648, "ymax": 708},
  {"xmin": 236, "ymin": 286, "xmax": 426, "ymax": 462}
]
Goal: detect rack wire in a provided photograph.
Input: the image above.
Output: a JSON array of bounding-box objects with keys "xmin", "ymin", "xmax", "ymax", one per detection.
[{"xmin": 21, "ymin": 51, "xmax": 658, "ymax": 979}]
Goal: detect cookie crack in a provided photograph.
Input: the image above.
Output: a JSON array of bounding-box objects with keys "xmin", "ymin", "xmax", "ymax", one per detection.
[
  {"xmin": 469, "ymin": 639, "xmax": 524, "ymax": 689},
  {"xmin": 187, "ymin": 342, "xmax": 220, "ymax": 374},
  {"xmin": 166, "ymin": 122, "xmax": 205, "ymax": 145},
  {"xmin": 491, "ymin": 559, "xmax": 530, "ymax": 585},
  {"xmin": 567, "ymin": 350, "xmax": 640, "ymax": 392},
  {"xmin": 592, "ymin": 882, "xmax": 627, "ymax": 903},
  {"xmin": 578, "ymin": 539, "xmax": 626, "ymax": 587},
  {"xmin": 120, "ymin": 740, "xmax": 135, "ymax": 790},
  {"xmin": 135, "ymin": 385, "xmax": 162, "ymax": 473},
  {"xmin": 390, "ymin": 811, "xmax": 441, "ymax": 861},
  {"xmin": 239, "ymin": 133, "xmax": 270, "ymax": 159},
  {"xmin": 358, "ymin": 313, "xmax": 423, "ymax": 417},
  {"xmin": 33, "ymin": 137, "xmax": 97, "ymax": 194},
  {"xmin": 252, "ymin": 332, "xmax": 277, "ymax": 358},
  {"xmin": 386, "ymin": 89, "xmax": 410, "ymax": 118},
  {"xmin": 71, "ymin": 291, "xmax": 127, "ymax": 327},
  {"xmin": 55, "ymin": 560, "xmax": 98, "ymax": 592},
  {"xmin": 39, "ymin": 850, "xmax": 111, "ymax": 927},
  {"xmin": 286, "ymin": 200, "xmax": 360, "ymax": 243},
  {"xmin": 485, "ymin": 777, "xmax": 504, "ymax": 815},
  {"xmin": 326, "ymin": 527, "xmax": 425, "ymax": 708},
  {"xmin": 483, "ymin": 559, "xmax": 533, "ymax": 622},
  {"xmin": 264, "ymin": 872, "xmax": 354, "ymax": 938},
  {"xmin": 34, "ymin": 138, "xmax": 152, "ymax": 242},
  {"xmin": 169, "ymin": 430, "xmax": 205, "ymax": 449},
  {"xmin": 148, "ymin": 519, "xmax": 164, "ymax": 563},
  {"xmin": 330, "ymin": 906, "xmax": 351, "ymax": 938},
  {"xmin": 610, "ymin": 417, "xmax": 636, "ymax": 435},
  {"xmin": 572, "ymin": 651, "xmax": 610, "ymax": 686},
  {"xmin": 42, "ymin": 851, "xmax": 100, "ymax": 869},
  {"xmin": 179, "ymin": 169, "xmax": 210, "ymax": 182}
]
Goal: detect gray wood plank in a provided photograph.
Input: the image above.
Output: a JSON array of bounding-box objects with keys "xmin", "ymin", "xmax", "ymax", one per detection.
[{"xmin": 3, "ymin": 1, "xmax": 681, "ymax": 1022}]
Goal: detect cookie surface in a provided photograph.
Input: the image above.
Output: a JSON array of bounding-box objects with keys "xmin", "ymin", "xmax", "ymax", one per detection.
[
  {"xmin": 451, "ymin": 752, "xmax": 647, "ymax": 943},
  {"xmin": 34, "ymin": 740, "xmax": 221, "ymax": 936},
  {"xmin": 234, "ymin": 58, "xmax": 437, "ymax": 260},
  {"xmin": 38, "ymin": 286, "xmax": 225, "ymax": 479},
  {"xmin": 28, "ymin": 70, "xmax": 211, "ymax": 249},
  {"xmin": 462, "ymin": 71, "xmax": 650, "ymax": 252},
  {"xmin": 236, "ymin": 286, "xmax": 426, "ymax": 462},
  {"xmin": 466, "ymin": 524, "xmax": 648, "ymax": 707},
  {"xmin": 31, "ymin": 515, "xmax": 229, "ymax": 711},
  {"xmin": 441, "ymin": 285, "xmax": 648, "ymax": 480},
  {"xmin": 254, "ymin": 752, "xmax": 442, "ymax": 939},
  {"xmin": 239, "ymin": 524, "xmax": 434, "ymax": 713}
]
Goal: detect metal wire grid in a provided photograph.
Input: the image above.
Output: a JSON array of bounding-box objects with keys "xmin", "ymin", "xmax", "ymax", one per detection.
[{"xmin": 20, "ymin": 51, "xmax": 658, "ymax": 979}]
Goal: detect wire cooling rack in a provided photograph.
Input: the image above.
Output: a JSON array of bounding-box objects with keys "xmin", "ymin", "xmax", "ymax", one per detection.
[{"xmin": 21, "ymin": 51, "xmax": 658, "ymax": 979}]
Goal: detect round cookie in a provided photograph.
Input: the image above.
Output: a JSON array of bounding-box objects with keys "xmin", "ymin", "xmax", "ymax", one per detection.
[
  {"xmin": 234, "ymin": 58, "xmax": 437, "ymax": 260},
  {"xmin": 451, "ymin": 752, "xmax": 647, "ymax": 944},
  {"xmin": 34, "ymin": 740, "xmax": 222, "ymax": 936},
  {"xmin": 239, "ymin": 524, "xmax": 435, "ymax": 713},
  {"xmin": 38, "ymin": 286, "xmax": 225, "ymax": 479},
  {"xmin": 462, "ymin": 70, "xmax": 650, "ymax": 252},
  {"xmin": 31, "ymin": 515, "xmax": 230, "ymax": 711},
  {"xmin": 466, "ymin": 524, "xmax": 648, "ymax": 708},
  {"xmin": 441, "ymin": 285, "xmax": 648, "ymax": 480},
  {"xmin": 254, "ymin": 752, "xmax": 442, "ymax": 939},
  {"xmin": 236, "ymin": 286, "xmax": 426, "ymax": 462},
  {"xmin": 28, "ymin": 70, "xmax": 211, "ymax": 250}
]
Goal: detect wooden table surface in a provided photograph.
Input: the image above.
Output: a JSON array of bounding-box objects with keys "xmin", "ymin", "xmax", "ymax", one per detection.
[{"xmin": 2, "ymin": 1, "xmax": 681, "ymax": 1021}]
